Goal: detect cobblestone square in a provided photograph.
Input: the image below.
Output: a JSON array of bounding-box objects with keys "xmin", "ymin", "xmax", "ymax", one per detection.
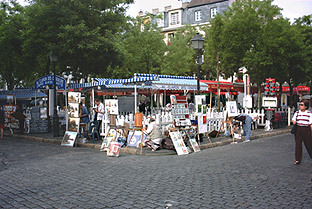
[{"xmin": 0, "ymin": 134, "xmax": 311, "ymax": 208}]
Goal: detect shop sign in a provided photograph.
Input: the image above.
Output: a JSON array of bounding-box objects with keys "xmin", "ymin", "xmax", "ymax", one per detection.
[{"xmin": 35, "ymin": 75, "xmax": 66, "ymax": 90}]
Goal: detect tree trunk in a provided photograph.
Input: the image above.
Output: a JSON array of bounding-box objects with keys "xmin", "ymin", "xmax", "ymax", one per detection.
[
  {"xmin": 257, "ymin": 84, "xmax": 261, "ymax": 109},
  {"xmin": 288, "ymin": 80, "xmax": 293, "ymax": 107},
  {"xmin": 277, "ymin": 80, "xmax": 283, "ymax": 108}
]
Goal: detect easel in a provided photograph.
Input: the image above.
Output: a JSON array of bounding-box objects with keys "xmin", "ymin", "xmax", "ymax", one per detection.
[
  {"xmin": 101, "ymin": 115, "xmax": 128, "ymax": 151},
  {"xmin": 125, "ymin": 113, "xmax": 144, "ymax": 155},
  {"xmin": 216, "ymin": 116, "xmax": 241, "ymax": 144}
]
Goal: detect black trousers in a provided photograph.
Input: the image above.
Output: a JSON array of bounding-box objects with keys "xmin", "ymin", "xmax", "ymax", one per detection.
[{"xmin": 294, "ymin": 126, "xmax": 312, "ymax": 161}]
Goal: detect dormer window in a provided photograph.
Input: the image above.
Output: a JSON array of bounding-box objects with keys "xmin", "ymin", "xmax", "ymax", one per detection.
[
  {"xmin": 211, "ymin": 7, "xmax": 217, "ymax": 18},
  {"xmin": 171, "ymin": 12, "xmax": 179, "ymax": 25},
  {"xmin": 195, "ymin": 10, "xmax": 202, "ymax": 21}
]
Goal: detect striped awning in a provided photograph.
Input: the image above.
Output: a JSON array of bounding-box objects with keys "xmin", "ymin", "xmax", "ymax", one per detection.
[
  {"xmin": 68, "ymin": 74, "xmax": 208, "ymax": 91},
  {"xmin": 0, "ymin": 88, "xmax": 47, "ymax": 100},
  {"xmin": 135, "ymin": 73, "xmax": 194, "ymax": 80},
  {"xmin": 102, "ymin": 76, "xmax": 158, "ymax": 85},
  {"xmin": 151, "ymin": 78, "xmax": 209, "ymax": 91},
  {"xmin": 68, "ymin": 81, "xmax": 106, "ymax": 89}
]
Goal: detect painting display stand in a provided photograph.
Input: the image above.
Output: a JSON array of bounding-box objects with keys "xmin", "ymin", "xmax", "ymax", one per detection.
[
  {"xmin": 216, "ymin": 117, "xmax": 241, "ymax": 144},
  {"xmin": 125, "ymin": 126, "xmax": 144, "ymax": 155},
  {"xmin": 101, "ymin": 124, "xmax": 128, "ymax": 151}
]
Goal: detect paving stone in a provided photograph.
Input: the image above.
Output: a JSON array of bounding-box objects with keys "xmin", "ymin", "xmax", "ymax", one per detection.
[{"xmin": 0, "ymin": 133, "xmax": 311, "ymax": 208}]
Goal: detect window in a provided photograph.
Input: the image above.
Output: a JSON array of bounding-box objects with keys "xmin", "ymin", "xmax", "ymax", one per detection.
[
  {"xmin": 171, "ymin": 12, "xmax": 179, "ymax": 25},
  {"xmin": 195, "ymin": 11, "xmax": 202, "ymax": 21},
  {"xmin": 211, "ymin": 7, "xmax": 217, "ymax": 18}
]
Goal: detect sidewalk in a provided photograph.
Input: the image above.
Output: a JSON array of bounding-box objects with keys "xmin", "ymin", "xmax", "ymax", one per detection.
[{"xmin": 7, "ymin": 127, "xmax": 291, "ymax": 156}]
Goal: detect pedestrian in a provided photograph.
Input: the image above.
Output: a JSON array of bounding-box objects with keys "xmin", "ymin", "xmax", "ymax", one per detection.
[
  {"xmin": 139, "ymin": 101, "xmax": 146, "ymax": 114},
  {"xmin": 291, "ymin": 100, "xmax": 312, "ymax": 165},
  {"xmin": 93, "ymin": 98, "xmax": 105, "ymax": 136},
  {"xmin": 0, "ymin": 106, "xmax": 5, "ymax": 139},
  {"xmin": 234, "ymin": 114, "xmax": 253, "ymax": 142}
]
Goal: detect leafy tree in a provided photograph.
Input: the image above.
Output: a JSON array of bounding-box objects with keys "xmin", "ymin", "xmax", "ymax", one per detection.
[
  {"xmin": 203, "ymin": 0, "xmax": 309, "ymax": 107},
  {"xmin": 294, "ymin": 15, "xmax": 312, "ymax": 94},
  {"xmin": 23, "ymin": 0, "xmax": 133, "ymax": 81},
  {"xmin": 0, "ymin": 1, "xmax": 28, "ymax": 89},
  {"xmin": 113, "ymin": 15, "xmax": 166, "ymax": 77},
  {"xmin": 161, "ymin": 26, "xmax": 198, "ymax": 77}
]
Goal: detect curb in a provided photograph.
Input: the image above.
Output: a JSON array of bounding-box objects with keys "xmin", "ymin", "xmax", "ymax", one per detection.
[{"xmin": 11, "ymin": 128, "xmax": 291, "ymax": 156}]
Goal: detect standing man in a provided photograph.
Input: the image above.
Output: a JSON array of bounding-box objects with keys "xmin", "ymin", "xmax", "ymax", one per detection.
[
  {"xmin": 0, "ymin": 106, "xmax": 5, "ymax": 139},
  {"xmin": 79, "ymin": 102, "xmax": 90, "ymax": 139},
  {"xmin": 234, "ymin": 114, "xmax": 253, "ymax": 142},
  {"xmin": 94, "ymin": 98, "xmax": 105, "ymax": 134}
]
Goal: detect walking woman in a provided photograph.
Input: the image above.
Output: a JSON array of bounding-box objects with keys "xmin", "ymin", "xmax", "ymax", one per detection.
[{"xmin": 292, "ymin": 100, "xmax": 312, "ymax": 165}]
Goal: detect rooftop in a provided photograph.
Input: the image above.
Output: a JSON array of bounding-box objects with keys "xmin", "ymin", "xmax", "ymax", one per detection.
[{"xmin": 188, "ymin": 0, "xmax": 226, "ymax": 8}]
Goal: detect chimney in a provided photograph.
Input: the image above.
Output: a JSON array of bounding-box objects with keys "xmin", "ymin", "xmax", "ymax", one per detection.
[
  {"xmin": 138, "ymin": 10, "xmax": 144, "ymax": 16},
  {"xmin": 182, "ymin": 2, "xmax": 190, "ymax": 9},
  {"xmin": 152, "ymin": 8, "xmax": 159, "ymax": 15},
  {"xmin": 165, "ymin": 5, "xmax": 172, "ymax": 12}
]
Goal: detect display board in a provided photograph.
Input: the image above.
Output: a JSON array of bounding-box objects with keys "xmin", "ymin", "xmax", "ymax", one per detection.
[
  {"xmin": 105, "ymin": 99, "xmax": 118, "ymax": 115},
  {"xmin": 189, "ymin": 138, "xmax": 201, "ymax": 152},
  {"xmin": 169, "ymin": 131, "xmax": 189, "ymax": 155},
  {"xmin": 62, "ymin": 92, "xmax": 81, "ymax": 147},
  {"xmin": 198, "ymin": 113, "xmax": 207, "ymax": 134},
  {"xmin": 171, "ymin": 95, "xmax": 189, "ymax": 126},
  {"xmin": 195, "ymin": 95, "xmax": 206, "ymax": 114}
]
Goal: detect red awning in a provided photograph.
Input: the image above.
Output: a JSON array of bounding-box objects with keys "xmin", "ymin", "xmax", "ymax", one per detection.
[
  {"xmin": 277, "ymin": 85, "xmax": 310, "ymax": 93},
  {"xmin": 200, "ymin": 80, "xmax": 233, "ymax": 91}
]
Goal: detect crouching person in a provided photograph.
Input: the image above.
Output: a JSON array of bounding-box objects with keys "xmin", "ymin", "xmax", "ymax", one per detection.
[{"xmin": 143, "ymin": 118, "xmax": 163, "ymax": 151}]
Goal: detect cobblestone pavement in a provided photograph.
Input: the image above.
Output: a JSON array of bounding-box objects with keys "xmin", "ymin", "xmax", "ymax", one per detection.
[{"xmin": 0, "ymin": 133, "xmax": 311, "ymax": 208}]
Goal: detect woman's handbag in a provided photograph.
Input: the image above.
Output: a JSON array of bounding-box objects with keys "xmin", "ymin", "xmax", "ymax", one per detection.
[
  {"xmin": 291, "ymin": 124, "xmax": 297, "ymax": 134},
  {"xmin": 291, "ymin": 111, "xmax": 298, "ymax": 134}
]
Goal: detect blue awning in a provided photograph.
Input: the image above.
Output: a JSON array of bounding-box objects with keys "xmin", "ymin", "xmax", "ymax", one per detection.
[{"xmin": 0, "ymin": 88, "xmax": 47, "ymax": 100}]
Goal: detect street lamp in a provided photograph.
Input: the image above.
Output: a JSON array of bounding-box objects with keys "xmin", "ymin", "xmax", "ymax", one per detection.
[
  {"xmin": 49, "ymin": 51, "xmax": 59, "ymax": 137},
  {"xmin": 191, "ymin": 32, "xmax": 205, "ymax": 95}
]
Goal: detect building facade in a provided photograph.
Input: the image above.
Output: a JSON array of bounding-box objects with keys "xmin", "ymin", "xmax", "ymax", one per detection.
[{"xmin": 139, "ymin": 0, "xmax": 235, "ymax": 44}]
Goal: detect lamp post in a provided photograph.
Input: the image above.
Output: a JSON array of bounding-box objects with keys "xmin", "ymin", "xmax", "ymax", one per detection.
[
  {"xmin": 49, "ymin": 51, "xmax": 59, "ymax": 137},
  {"xmin": 191, "ymin": 33, "xmax": 205, "ymax": 95}
]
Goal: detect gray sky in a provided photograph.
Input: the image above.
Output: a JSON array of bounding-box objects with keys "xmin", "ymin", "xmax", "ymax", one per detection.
[
  {"xmin": 127, "ymin": 0, "xmax": 312, "ymax": 22},
  {"xmin": 16, "ymin": 0, "xmax": 312, "ymax": 22}
]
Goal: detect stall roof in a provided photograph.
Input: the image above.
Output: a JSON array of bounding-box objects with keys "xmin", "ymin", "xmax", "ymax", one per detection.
[
  {"xmin": 0, "ymin": 88, "xmax": 47, "ymax": 100},
  {"xmin": 68, "ymin": 74, "xmax": 209, "ymax": 91}
]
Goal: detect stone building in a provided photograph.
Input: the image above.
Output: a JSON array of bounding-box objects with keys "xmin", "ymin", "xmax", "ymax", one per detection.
[{"xmin": 139, "ymin": 0, "xmax": 236, "ymax": 44}]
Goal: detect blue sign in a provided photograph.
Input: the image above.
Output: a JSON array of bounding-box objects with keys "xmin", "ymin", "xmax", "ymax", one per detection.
[{"xmin": 35, "ymin": 75, "xmax": 66, "ymax": 90}]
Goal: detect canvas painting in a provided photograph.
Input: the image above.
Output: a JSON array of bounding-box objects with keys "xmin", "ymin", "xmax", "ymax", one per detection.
[
  {"xmin": 127, "ymin": 131, "xmax": 146, "ymax": 147},
  {"xmin": 226, "ymin": 101, "xmax": 238, "ymax": 117},
  {"xmin": 68, "ymin": 103, "xmax": 79, "ymax": 118},
  {"xmin": 108, "ymin": 142, "xmax": 121, "ymax": 157},
  {"xmin": 61, "ymin": 131, "xmax": 78, "ymax": 147},
  {"xmin": 68, "ymin": 117, "xmax": 80, "ymax": 132},
  {"xmin": 105, "ymin": 99, "xmax": 119, "ymax": 115},
  {"xmin": 189, "ymin": 138, "xmax": 201, "ymax": 152},
  {"xmin": 68, "ymin": 92, "xmax": 81, "ymax": 103},
  {"xmin": 169, "ymin": 132, "xmax": 189, "ymax": 155},
  {"xmin": 170, "ymin": 95, "xmax": 177, "ymax": 104}
]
